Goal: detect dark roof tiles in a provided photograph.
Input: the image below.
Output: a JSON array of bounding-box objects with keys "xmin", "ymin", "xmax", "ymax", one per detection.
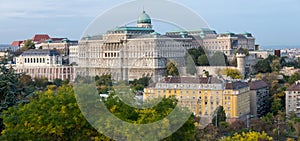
[
  {"xmin": 225, "ymin": 81, "xmax": 248, "ymax": 90},
  {"xmin": 286, "ymin": 81, "xmax": 300, "ymax": 91},
  {"xmin": 248, "ymin": 80, "xmax": 268, "ymax": 90}
]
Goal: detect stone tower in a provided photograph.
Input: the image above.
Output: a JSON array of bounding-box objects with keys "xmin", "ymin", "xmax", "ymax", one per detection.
[{"xmin": 236, "ymin": 48, "xmax": 246, "ymax": 78}]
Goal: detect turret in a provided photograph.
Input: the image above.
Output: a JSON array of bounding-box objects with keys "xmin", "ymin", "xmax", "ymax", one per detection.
[{"xmin": 236, "ymin": 48, "xmax": 246, "ymax": 78}]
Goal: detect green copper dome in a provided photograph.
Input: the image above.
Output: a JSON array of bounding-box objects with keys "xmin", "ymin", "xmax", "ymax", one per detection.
[{"xmin": 137, "ymin": 11, "xmax": 151, "ymax": 24}]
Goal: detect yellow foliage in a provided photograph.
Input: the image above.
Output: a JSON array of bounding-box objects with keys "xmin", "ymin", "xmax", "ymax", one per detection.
[{"xmin": 220, "ymin": 131, "xmax": 272, "ymax": 141}]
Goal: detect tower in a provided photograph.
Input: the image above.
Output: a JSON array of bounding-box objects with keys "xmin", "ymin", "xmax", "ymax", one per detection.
[{"xmin": 236, "ymin": 48, "xmax": 246, "ymax": 78}]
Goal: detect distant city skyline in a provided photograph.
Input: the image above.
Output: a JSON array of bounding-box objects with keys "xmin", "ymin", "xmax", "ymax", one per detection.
[{"xmin": 0, "ymin": 0, "xmax": 300, "ymax": 47}]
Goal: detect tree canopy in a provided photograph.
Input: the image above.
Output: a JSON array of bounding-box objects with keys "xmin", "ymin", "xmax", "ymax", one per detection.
[
  {"xmin": 1, "ymin": 85, "xmax": 111, "ymax": 140},
  {"xmin": 166, "ymin": 61, "xmax": 179, "ymax": 76},
  {"xmin": 220, "ymin": 131, "xmax": 272, "ymax": 141},
  {"xmin": 221, "ymin": 68, "xmax": 243, "ymax": 79},
  {"xmin": 23, "ymin": 40, "xmax": 36, "ymax": 50},
  {"xmin": 210, "ymin": 51, "xmax": 229, "ymax": 66}
]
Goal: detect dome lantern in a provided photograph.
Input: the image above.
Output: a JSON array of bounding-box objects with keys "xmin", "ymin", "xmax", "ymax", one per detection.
[{"xmin": 137, "ymin": 10, "xmax": 152, "ymax": 28}]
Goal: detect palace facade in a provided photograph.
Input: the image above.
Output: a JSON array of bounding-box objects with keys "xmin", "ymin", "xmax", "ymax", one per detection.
[{"xmin": 77, "ymin": 11, "xmax": 255, "ymax": 81}]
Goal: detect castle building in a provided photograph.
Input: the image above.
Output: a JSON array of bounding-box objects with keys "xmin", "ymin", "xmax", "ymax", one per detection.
[
  {"xmin": 166, "ymin": 31, "xmax": 255, "ymax": 61},
  {"xmin": 77, "ymin": 11, "xmax": 197, "ymax": 81},
  {"xmin": 37, "ymin": 38, "xmax": 78, "ymax": 56},
  {"xmin": 14, "ymin": 49, "xmax": 76, "ymax": 82},
  {"xmin": 77, "ymin": 11, "xmax": 254, "ymax": 80},
  {"xmin": 69, "ymin": 45, "xmax": 79, "ymax": 65},
  {"xmin": 144, "ymin": 76, "xmax": 250, "ymax": 122}
]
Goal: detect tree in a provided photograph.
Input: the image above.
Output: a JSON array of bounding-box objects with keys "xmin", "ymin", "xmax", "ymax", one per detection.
[
  {"xmin": 0, "ymin": 59, "xmax": 33, "ymax": 132},
  {"xmin": 53, "ymin": 78, "xmax": 63, "ymax": 87},
  {"xmin": 271, "ymin": 98, "xmax": 283, "ymax": 115},
  {"xmin": 1, "ymin": 85, "xmax": 111, "ymax": 140},
  {"xmin": 222, "ymin": 68, "xmax": 243, "ymax": 79},
  {"xmin": 187, "ymin": 47, "xmax": 205, "ymax": 66},
  {"xmin": 209, "ymin": 51, "xmax": 229, "ymax": 66},
  {"xmin": 198, "ymin": 54, "xmax": 209, "ymax": 66},
  {"xmin": 34, "ymin": 77, "xmax": 49, "ymax": 90},
  {"xmin": 270, "ymin": 59, "xmax": 281, "ymax": 72},
  {"xmin": 185, "ymin": 55, "xmax": 197, "ymax": 75},
  {"xmin": 129, "ymin": 77, "xmax": 151, "ymax": 91},
  {"xmin": 220, "ymin": 131, "xmax": 273, "ymax": 141},
  {"xmin": 255, "ymin": 59, "xmax": 271, "ymax": 73},
  {"xmin": 212, "ymin": 106, "xmax": 226, "ymax": 127},
  {"xmin": 95, "ymin": 75, "xmax": 113, "ymax": 94},
  {"xmin": 255, "ymin": 55, "xmax": 279, "ymax": 73},
  {"xmin": 23, "ymin": 40, "xmax": 35, "ymax": 50},
  {"xmin": 288, "ymin": 72, "xmax": 300, "ymax": 84},
  {"xmin": 166, "ymin": 61, "xmax": 179, "ymax": 76}
]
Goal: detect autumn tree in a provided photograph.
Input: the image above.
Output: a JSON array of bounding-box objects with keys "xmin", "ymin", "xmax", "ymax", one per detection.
[
  {"xmin": 1, "ymin": 85, "xmax": 111, "ymax": 140},
  {"xmin": 288, "ymin": 72, "xmax": 300, "ymax": 84},
  {"xmin": 166, "ymin": 61, "xmax": 179, "ymax": 76},
  {"xmin": 255, "ymin": 55, "xmax": 279, "ymax": 73},
  {"xmin": 220, "ymin": 131, "xmax": 273, "ymax": 141},
  {"xmin": 222, "ymin": 68, "xmax": 243, "ymax": 79},
  {"xmin": 270, "ymin": 59, "xmax": 281, "ymax": 72},
  {"xmin": 212, "ymin": 106, "xmax": 226, "ymax": 127},
  {"xmin": 0, "ymin": 59, "xmax": 31, "ymax": 132}
]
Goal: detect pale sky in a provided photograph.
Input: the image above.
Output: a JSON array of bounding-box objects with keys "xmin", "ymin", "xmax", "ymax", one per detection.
[{"xmin": 0, "ymin": 0, "xmax": 299, "ymax": 47}]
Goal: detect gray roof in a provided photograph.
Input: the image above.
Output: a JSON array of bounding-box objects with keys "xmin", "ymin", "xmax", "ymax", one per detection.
[
  {"xmin": 247, "ymin": 80, "xmax": 268, "ymax": 90},
  {"xmin": 22, "ymin": 49, "xmax": 60, "ymax": 56},
  {"xmin": 286, "ymin": 81, "xmax": 300, "ymax": 91},
  {"xmin": 158, "ymin": 76, "xmax": 223, "ymax": 84},
  {"xmin": 225, "ymin": 81, "xmax": 248, "ymax": 90}
]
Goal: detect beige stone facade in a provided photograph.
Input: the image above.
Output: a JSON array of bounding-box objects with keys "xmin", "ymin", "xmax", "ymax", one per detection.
[{"xmin": 77, "ymin": 11, "xmax": 254, "ymax": 80}]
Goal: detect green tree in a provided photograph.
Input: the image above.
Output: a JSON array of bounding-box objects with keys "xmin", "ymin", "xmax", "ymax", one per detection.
[
  {"xmin": 209, "ymin": 51, "xmax": 229, "ymax": 66},
  {"xmin": 271, "ymin": 98, "xmax": 283, "ymax": 115},
  {"xmin": 129, "ymin": 77, "xmax": 151, "ymax": 91},
  {"xmin": 18, "ymin": 74, "xmax": 35, "ymax": 96},
  {"xmin": 187, "ymin": 47, "xmax": 205, "ymax": 66},
  {"xmin": 255, "ymin": 59, "xmax": 271, "ymax": 73},
  {"xmin": 288, "ymin": 72, "xmax": 300, "ymax": 84},
  {"xmin": 0, "ymin": 59, "xmax": 34, "ymax": 132},
  {"xmin": 212, "ymin": 106, "xmax": 226, "ymax": 127},
  {"xmin": 270, "ymin": 59, "xmax": 281, "ymax": 72},
  {"xmin": 197, "ymin": 54, "xmax": 209, "ymax": 66},
  {"xmin": 53, "ymin": 78, "xmax": 63, "ymax": 87},
  {"xmin": 23, "ymin": 40, "xmax": 35, "ymax": 50},
  {"xmin": 255, "ymin": 55, "xmax": 279, "ymax": 73},
  {"xmin": 166, "ymin": 61, "xmax": 179, "ymax": 76},
  {"xmin": 34, "ymin": 77, "xmax": 49, "ymax": 90},
  {"xmin": 1, "ymin": 85, "xmax": 111, "ymax": 140},
  {"xmin": 185, "ymin": 55, "xmax": 197, "ymax": 75}
]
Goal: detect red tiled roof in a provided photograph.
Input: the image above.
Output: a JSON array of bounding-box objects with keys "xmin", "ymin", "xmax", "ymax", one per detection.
[
  {"xmin": 10, "ymin": 41, "xmax": 23, "ymax": 46},
  {"xmin": 248, "ymin": 80, "xmax": 268, "ymax": 90},
  {"xmin": 32, "ymin": 34, "xmax": 50, "ymax": 43}
]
